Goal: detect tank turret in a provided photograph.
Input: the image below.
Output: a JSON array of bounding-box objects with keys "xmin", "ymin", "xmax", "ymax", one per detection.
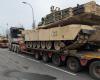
[{"xmin": 38, "ymin": 1, "xmax": 100, "ymax": 29}]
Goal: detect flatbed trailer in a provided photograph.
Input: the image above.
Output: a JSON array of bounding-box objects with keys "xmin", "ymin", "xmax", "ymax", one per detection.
[
  {"xmin": 7, "ymin": 26, "xmax": 100, "ymax": 80},
  {"xmin": 15, "ymin": 44, "xmax": 100, "ymax": 80}
]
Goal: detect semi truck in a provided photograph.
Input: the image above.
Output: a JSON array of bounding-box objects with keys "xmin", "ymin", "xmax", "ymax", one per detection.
[{"xmin": 7, "ymin": 1, "xmax": 100, "ymax": 80}]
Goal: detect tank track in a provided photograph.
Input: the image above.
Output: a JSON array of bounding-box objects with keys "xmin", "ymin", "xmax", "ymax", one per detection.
[{"xmin": 63, "ymin": 34, "xmax": 88, "ymax": 50}]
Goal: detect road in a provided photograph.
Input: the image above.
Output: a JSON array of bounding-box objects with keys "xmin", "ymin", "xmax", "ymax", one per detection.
[{"xmin": 0, "ymin": 48, "xmax": 95, "ymax": 80}]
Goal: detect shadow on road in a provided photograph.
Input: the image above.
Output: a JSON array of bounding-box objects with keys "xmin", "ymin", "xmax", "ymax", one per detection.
[{"xmin": 3, "ymin": 70, "xmax": 57, "ymax": 80}]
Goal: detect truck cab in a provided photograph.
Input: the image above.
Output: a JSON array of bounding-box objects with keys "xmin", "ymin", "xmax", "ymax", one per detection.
[{"xmin": 7, "ymin": 27, "xmax": 24, "ymax": 51}]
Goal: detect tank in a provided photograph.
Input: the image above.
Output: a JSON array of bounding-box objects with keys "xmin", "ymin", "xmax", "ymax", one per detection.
[{"xmin": 23, "ymin": 1, "xmax": 100, "ymax": 50}]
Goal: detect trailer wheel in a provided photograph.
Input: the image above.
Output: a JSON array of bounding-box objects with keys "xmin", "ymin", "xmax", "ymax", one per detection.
[
  {"xmin": 67, "ymin": 57, "xmax": 81, "ymax": 72},
  {"xmin": 10, "ymin": 45, "xmax": 12, "ymax": 51},
  {"xmin": 14, "ymin": 46, "xmax": 17, "ymax": 52},
  {"xmin": 52, "ymin": 54, "xmax": 62, "ymax": 66},
  {"xmin": 89, "ymin": 61, "xmax": 100, "ymax": 80},
  {"xmin": 16, "ymin": 47, "xmax": 18, "ymax": 53},
  {"xmin": 42, "ymin": 53, "xmax": 49, "ymax": 63},
  {"xmin": 34, "ymin": 53, "xmax": 41, "ymax": 60},
  {"xmin": 8, "ymin": 44, "xmax": 12, "ymax": 51},
  {"xmin": 12, "ymin": 45, "xmax": 14, "ymax": 52},
  {"xmin": 16, "ymin": 46, "xmax": 19, "ymax": 53}
]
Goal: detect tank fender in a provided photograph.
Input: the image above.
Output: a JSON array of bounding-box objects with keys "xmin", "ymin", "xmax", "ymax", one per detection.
[{"xmin": 82, "ymin": 29, "xmax": 95, "ymax": 35}]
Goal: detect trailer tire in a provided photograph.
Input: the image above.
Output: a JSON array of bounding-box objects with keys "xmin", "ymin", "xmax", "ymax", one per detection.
[
  {"xmin": 9, "ymin": 46, "xmax": 11, "ymax": 51},
  {"xmin": 12, "ymin": 45, "xmax": 14, "ymax": 52},
  {"xmin": 10, "ymin": 45, "xmax": 12, "ymax": 51},
  {"xmin": 42, "ymin": 53, "xmax": 50, "ymax": 63},
  {"xmin": 14, "ymin": 45, "xmax": 16, "ymax": 52},
  {"xmin": 16, "ymin": 46, "xmax": 19, "ymax": 53},
  {"xmin": 14, "ymin": 45, "xmax": 17, "ymax": 53},
  {"xmin": 89, "ymin": 61, "xmax": 100, "ymax": 80},
  {"xmin": 67, "ymin": 57, "xmax": 81, "ymax": 72},
  {"xmin": 34, "ymin": 53, "xmax": 41, "ymax": 60},
  {"xmin": 52, "ymin": 54, "xmax": 62, "ymax": 66}
]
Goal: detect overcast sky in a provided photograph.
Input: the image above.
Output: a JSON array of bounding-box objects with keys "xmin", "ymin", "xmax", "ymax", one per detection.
[{"xmin": 0, "ymin": 0, "xmax": 100, "ymax": 35}]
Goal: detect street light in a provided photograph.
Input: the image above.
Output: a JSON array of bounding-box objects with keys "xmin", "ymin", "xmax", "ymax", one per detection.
[{"xmin": 22, "ymin": 2, "xmax": 35, "ymax": 29}]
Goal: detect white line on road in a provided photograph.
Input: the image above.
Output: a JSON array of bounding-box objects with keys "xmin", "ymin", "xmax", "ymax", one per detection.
[
  {"xmin": 45, "ymin": 64, "xmax": 77, "ymax": 76},
  {"xmin": 16, "ymin": 54, "xmax": 77, "ymax": 76},
  {"xmin": 17, "ymin": 54, "xmax": 40, "ymax": 63}
]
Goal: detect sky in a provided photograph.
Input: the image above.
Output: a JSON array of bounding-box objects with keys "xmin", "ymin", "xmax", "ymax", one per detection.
[{"xmin": 0, "ymin": 0, "xmax": 100, "ymax": 35}]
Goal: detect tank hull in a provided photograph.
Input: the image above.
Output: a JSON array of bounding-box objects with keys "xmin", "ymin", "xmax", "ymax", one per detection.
[{"xmin": 22, "ymin": 24, "xmax": 94, "ymax": 50}]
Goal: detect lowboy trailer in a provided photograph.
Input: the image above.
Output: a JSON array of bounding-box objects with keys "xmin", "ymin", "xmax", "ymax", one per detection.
[{"xmin": 7, "ymin": 25, "xmax": 100, "ymax": 80}]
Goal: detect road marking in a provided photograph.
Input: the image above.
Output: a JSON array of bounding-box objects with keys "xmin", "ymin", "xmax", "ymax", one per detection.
[
  {"xmin": 17, "ymin": 54, "xmax": 40, "ymax": 63},
  {"xmin": 45, "ymin": 64, "xmax": 77, "ymax": 76}
]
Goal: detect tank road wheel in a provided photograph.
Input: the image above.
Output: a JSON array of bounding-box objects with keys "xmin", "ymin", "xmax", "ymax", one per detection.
[
  {"xmin": 27, "ymin": 42, "xmax": 29, "ymax": 48},
  {"xmin": 54, "ymin": 41, "xmax": 61, "ymax": 50},
  {"xmin": 54, "ymin": 41, "xmax": 65, "ymax": 50},
  {"xmin": 67, "ymin": 57, "xmax": 81, "ymax": 72},
  {"xmin": 42, "ymin": 53, "xmax": 50, "ymax": 63},
  {"xmin": 46, "ymin": 42, "xmax": 52, "ymax": 50},
  {"xmin": 41, "ymin": 42, "xmax": 46, "ymax": 49},
  {"xmin": 28, "ymin": 42, "xmax": 30, "ymax": 48},
  {"xmin": 52, "ymin": 54, "xmax": 62, "ymax": 66},
  {"xmin": 26, "ymin": 42, "xmax": 29, "ymax": 48},
  {"xmin": 77, "ymin": 35, "xmax": 88, "ymax": 44},
  {"xmin": 36, "ymin": 42, "xmax": 40, "ymax": 49},
  {"xmin": 29, "ymin": 42, "xmax": 32, "ymax": 48},
  {"xmin": 33, "ymin": 42, "xmax": 37, "ymax": 48},
  {"xmin": 89, "ymin": 61, "xmax": 100, "ymax": 80}
]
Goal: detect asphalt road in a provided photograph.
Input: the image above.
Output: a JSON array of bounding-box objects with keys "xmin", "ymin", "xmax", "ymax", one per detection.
[{"xmin": 0, "ymin": 48, "xmax": 95, "ymax": 80}]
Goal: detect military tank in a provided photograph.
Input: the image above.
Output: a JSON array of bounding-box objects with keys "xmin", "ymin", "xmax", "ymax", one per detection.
[{"xmin": 23, "ymin": 1, "xmax": 100, "ymax": 50}]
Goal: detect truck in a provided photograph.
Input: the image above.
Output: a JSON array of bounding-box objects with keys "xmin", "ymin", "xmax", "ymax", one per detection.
[
  {"xmin": 7, "ymin": 1, "xmax": 100, "ymax": 80},
  {"xmin": 7, "ymin": 27, "xmax": 24, "ymax": 52}
]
